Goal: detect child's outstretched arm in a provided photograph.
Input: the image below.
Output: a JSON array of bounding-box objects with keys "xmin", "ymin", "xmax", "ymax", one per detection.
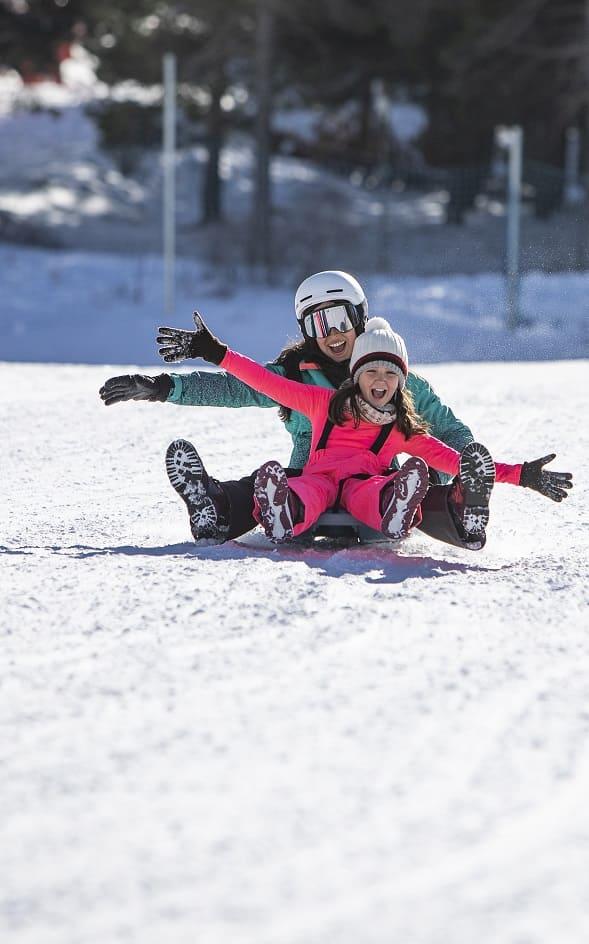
[
  {"xmin": 404, "ymin": 434, "xmax": 573, "ymax": 496},
  {"xmin": 157, "ymin": 312, "xmax": 328, "ymax": 419}
]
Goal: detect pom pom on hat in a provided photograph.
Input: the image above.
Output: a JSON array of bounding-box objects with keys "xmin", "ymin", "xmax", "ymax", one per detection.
[{"xmin": 350, "ymin": 317, "xmax": 408, "ymax": 390}]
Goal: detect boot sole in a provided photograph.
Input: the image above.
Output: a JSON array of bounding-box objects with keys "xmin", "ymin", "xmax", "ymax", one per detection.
[
  {"xmin": 165, "ymin": 439, "xmax": 222, "ymax": 543},
  {"xmin": 382, "ymin": 457, "xmax": 430, "ymax": 540},
  {"xmin": 253, "ymin": 461, "xmax": 294, "ymax": 543},
  {"xmin": 459, "ymin": 442, "xmax": 496, "ymax": 537}
]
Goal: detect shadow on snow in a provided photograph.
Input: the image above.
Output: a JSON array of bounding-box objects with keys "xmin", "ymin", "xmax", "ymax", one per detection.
[{"xmin": 0, "ymin": 541, "xmax": 510, "ymax": 584}]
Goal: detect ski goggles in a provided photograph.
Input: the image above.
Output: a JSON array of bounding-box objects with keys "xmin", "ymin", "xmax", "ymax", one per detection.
[{"xmin": 300, "ymin": 303, "xmax": 360, "ymax": 340}]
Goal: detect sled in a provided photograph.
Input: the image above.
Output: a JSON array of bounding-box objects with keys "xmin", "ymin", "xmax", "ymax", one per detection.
[
  {"xmin": 300, "ymin": 509, "xmax": 394, "ymax": 545},
  {"xmin": 235, "ymin": 509, "xmax": 398, "ymax": 550}
]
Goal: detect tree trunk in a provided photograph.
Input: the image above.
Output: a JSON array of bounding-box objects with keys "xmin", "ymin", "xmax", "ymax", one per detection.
[
  {"xmin": 358, "ymin": 77, "xmax": 373, "ymax": 155},
  {"xmin": 201, "ymin": 65, "xmax": 225, "ymax": 224},
  {"xmin": 585, "ymin": 0, "xmax": 589, "ymax": 172},
  {"xmin": 251, "ymin": 0, "xmax": 273, "ymax": 277}
]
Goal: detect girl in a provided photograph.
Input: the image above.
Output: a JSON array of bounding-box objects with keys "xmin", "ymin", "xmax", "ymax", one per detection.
[{"xmin": 159, "ymin": 312, "xmax": 573, "ymax": 547}]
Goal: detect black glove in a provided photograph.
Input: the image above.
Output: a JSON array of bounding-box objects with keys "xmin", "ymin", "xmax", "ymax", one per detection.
[
  {"xmin": 99, "ymin": 373, "xmax": 172, "ymax": 406},
  {"xmin": 519, "ymin": 453, "xmax": 573, "ymax": 502},
  {"xmin": 156, "ymin": 311, "xmax": 227, "ymax": 365}
]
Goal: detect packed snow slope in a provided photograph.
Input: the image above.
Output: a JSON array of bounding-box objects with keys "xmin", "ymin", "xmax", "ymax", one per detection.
[{"xmin": 1, "ymin": 359, "xmax": 587, "ymax": 944}]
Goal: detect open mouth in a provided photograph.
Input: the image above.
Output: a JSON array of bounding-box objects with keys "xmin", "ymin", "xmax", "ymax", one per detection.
[
  {"xmin": 371, "ymin": 387, "xmax": 388, "ymax": 401},
  {"xmin": 326, "ymin": 339, "xmax": 347, "ymax": 355}
]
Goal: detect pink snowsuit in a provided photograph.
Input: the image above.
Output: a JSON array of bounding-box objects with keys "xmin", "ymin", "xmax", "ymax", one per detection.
[{"xmin": 219, "ymin": 349, "xmax": 523, "ymax": 537}]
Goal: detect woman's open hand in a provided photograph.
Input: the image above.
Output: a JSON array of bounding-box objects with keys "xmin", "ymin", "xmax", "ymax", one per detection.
[{"xmin": 157, "ymin": 311, "xmax": 227, "ymax": 365}]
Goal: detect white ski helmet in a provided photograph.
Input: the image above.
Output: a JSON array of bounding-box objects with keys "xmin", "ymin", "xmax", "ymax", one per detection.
[{"xmin": 294, "ymin": 270, "xmax": 368, "ymax": 326}]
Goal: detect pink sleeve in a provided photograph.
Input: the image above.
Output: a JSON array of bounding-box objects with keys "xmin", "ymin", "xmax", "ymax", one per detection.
[
  {"xmin": 405, "ymin": 435, "xmax": 523, "ymax": 485},
  {"xmin": 495, "ymin": 462, "xmax": 523, "ymax": 485},
  {"xmin": 403, "ymin": 433, "xmax": 462, "ymax": 475},
  {"xmin": 219, "ymin": 349, "xmax": 330, "ymax": 419}
]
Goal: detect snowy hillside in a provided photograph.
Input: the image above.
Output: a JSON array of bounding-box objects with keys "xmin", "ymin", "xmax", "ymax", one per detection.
[
  {"xmin": 1, "ymin": 359, "xmax": 587, "ymax": 944},
  {"xmin": 1, "ymin": 244, "xmax": 588, "ymax": 365}
]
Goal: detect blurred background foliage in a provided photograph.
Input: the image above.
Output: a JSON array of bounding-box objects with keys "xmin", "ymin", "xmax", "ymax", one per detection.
[
  {"xmin": 2, "ymin": 0, "xmax": 587, "ymax": 161},
  {"xmin": 1, "ymin": 0, "xmax": 588, "ymax": 270}
]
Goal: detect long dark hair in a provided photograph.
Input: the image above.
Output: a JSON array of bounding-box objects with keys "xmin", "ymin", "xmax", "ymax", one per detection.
[
  {"xmin": 273, "ymin": 337, "xmax": 351, "ymax": 422},
  {"xmin": 328, "ymin": 379, "xmax": 429, "ymax": 439}
]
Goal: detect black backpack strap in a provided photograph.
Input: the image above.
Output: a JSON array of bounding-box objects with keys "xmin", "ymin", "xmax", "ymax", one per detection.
[
  {"xmin": 319, "ymin": 419, "xmax": 395, "ymax": 455},
  {"xmin": 317, "ymin": 417, "xmax": 394, "ymax": 461},
  {"xmin": 370, "ymin": 423, "xmax": 395, "ymax": 454},
  {"xmin": 316, "ymin": 418, "xmax": 335, "ymax": 451}
]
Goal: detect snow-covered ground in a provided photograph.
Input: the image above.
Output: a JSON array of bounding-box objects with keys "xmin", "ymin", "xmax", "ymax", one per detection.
[{"xmin": 1, "ymin": 359, "xmax": 587, "ymax": 944}]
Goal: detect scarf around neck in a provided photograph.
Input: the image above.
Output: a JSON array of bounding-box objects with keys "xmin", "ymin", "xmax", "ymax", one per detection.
[{"xmin": 348, "ymin": 395, "xmax": 397, "ymax": 426}]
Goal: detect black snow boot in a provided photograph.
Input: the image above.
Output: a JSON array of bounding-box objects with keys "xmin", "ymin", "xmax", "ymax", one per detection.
[
  {"xmin": 166, "ymin": 439, "xmax": 230, "ymax": 544},
  {"xmin": 448, "ymin": 442, "xmax": 496, "ymax": 548}
]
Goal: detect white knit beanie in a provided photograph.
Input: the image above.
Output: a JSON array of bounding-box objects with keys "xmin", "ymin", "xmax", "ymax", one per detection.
[{"xmin": 350, "ymin": 317, "xmax": 408, "ymax": 390}]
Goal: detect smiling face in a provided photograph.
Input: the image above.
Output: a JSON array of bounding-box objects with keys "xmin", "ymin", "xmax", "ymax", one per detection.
[
  {"xmin": 316, "ymin": 326, "xmax": 357, "ymax": 362},
  {"xmin": 357, "ymin": 366, "xmax": 399, "ymax": 408}
]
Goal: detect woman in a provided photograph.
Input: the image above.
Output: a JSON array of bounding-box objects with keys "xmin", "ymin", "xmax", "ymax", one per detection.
[{"xmin": 99, "ymin": 271, "xmax": 478, "ymax": 547}]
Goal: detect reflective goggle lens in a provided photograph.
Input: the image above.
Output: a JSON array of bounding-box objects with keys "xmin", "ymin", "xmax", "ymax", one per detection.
[{"xmin": 302, "ymin": 304, "xmax": 356, "ymax": 339}]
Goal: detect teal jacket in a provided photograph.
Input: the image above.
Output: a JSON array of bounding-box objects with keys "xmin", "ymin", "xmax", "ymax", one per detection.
[{"xmin": 168, "ymin": 362, "xmax": 473, "ymax": 479}]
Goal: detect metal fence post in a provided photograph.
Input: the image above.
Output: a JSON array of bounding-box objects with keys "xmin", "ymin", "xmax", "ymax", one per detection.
[
  {"xmin": 564, "ymin": 127, "xmax": 584, "ymax": 205},
  {"xmin": 507, "ymin": 127, "xmax": 523, "ymax": 330},
  {"xmin": 496, "ymin": 126, "xmax": 523, "ymax": 331},
  {"xmin": 163, "ymin": 53, "xmax": 176, "ymax": 317}
]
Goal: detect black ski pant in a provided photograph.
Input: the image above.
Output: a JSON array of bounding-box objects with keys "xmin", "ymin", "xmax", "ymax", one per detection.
[{"xmin": 220, "ymin": 469, "xmax": 468, "ymax": 549}]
